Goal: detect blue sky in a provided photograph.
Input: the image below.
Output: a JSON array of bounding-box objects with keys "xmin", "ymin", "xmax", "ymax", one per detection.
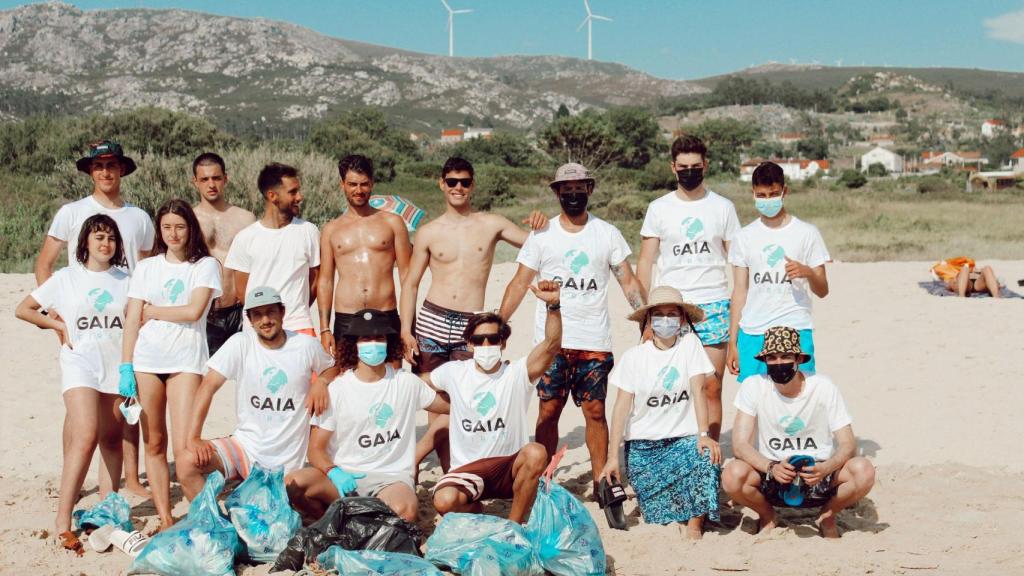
[{"xmin": 6, "ymin": 1, "xmax": 1024, "ymax": 79}]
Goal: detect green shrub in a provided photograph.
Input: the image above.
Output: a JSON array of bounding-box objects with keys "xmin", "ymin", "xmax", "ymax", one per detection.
[
  {"xmin": 917, "ymin": 176, "xmax": 956, "ymax": 195},
  {"xmin": 838, "ymin": 169, "xmax": 867, "ymax": 189},
  {"xmin": 473, "ymin": 166, "xmax": 517, "ymax": 210},
  {"xmin": 866, "ymin": 162, "xmax": 889, "ymax": 177}
]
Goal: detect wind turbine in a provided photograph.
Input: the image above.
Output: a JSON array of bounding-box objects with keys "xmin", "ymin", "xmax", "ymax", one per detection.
[
  {"xmin": 578, "ymin": 0, "xmax": 612, "ymax": 61},
  {"xmin": 441, "ymin": 0, "xmax": 472, "ymax": 57}
]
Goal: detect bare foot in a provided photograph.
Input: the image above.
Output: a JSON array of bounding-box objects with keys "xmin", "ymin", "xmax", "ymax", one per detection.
[
  {"xmin": 148, "ymin": 518, "xmax": 176, "ymax": 536},
  {"xmin": 125, "ymin": 481, "xmax": 151, "ymax": 500},
  {"xmin": 818, "ymin": 516, "xmax": 840, "ymax": 539},
  {"xmin": 756, "ymin": 515, "xmax": 777, "ymax": 534},
  {"xmin": 682, "ymin": 520, "xmax": 703, "ymax": 540}
]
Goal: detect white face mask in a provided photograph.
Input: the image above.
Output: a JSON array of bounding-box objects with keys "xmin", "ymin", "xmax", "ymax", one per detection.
[
  {"xmin": 651, "ymin": 316, "xmax": 681, "ymax": 339},
  {"xmin": 473, "ymin": 345, "xmax": 502, "ymax": 370},
  {"xmin": 119, "ymin": 397, "xmax": 142, "ymax": 426}
]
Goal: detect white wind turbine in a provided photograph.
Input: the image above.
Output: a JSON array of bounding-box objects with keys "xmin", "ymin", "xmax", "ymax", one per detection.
[
  {"xmin": 441, "ymin": 0, "xmax": 473, "ymax": 57},
  {"xmin": 578, "ymin": 0, "xmax": 612, "ymax": 61}
]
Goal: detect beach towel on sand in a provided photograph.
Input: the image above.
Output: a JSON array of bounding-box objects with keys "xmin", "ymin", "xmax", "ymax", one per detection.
[{"xmin": 918, "ymin": 281, "xmax": 1021, "ymax": 299}]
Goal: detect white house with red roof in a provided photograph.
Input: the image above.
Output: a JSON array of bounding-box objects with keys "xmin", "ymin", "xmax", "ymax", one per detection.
[
  {"xmin": 1012, "ymin": 148, "xmax": 1024, "ymax": 173},
  {"xmin": 860, "ymin": 146, "xmax": 903, "ymax": 174},
  {"xmin": 739, "ymin": 158, "xmax": 830, "ymax": 181},
  {"xmin": 981, "ymin": 119, "xmax": 1006, "ymax": 139}
]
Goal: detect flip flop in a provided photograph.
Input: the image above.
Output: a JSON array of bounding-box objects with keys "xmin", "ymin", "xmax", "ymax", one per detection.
[
  {"xmin": 782, "ymin": 455, "xmax": 817, "ymax": 506},
  {"xmin": 598, "ymin": 478, "xmax": 628, "ymax": 531},
  {"xmin": 59, "ymin": 531, "xmax": 85, "ymax": 557}
]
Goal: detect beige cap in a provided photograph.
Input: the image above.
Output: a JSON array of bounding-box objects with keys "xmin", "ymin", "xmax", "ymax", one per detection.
[{"xmin": 549, "ymin": 162, "xmax": 595, "ymax": 190}]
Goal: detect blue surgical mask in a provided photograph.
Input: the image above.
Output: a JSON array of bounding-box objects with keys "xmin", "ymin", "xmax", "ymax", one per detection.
[
  {"xmin": 755, "ymin": 196, "xmax": 784, "ymax": 218},
  {"xmin": 357, "ymin": 341, "xmax": 388, "ymax": 366}
]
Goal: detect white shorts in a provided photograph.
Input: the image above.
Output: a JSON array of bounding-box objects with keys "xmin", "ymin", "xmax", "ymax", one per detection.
[
  {"xmin": 59, "ymin": 346, "xmax": 118, "ymax": 395},
  {"xmin": 353, "ymin": 471, "xmax": 414, "ymax": 498}
]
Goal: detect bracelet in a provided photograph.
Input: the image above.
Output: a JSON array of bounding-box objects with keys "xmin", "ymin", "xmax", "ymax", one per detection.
[
  {"xmin": 546, "ymin": 303, "xmax": 561, "ymax": 311},
  {"xmin": 766, "ymin": 460, "xmax": 780, "ymax": 481},
  {"xmin": 320, "ymin": 329, "xmax": 332, "ymax": 335}
]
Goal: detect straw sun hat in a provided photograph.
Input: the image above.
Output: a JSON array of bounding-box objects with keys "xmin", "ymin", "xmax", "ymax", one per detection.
[{"xmin": 627, "ymin": 286, "xmax": 704, "ymax": 324}]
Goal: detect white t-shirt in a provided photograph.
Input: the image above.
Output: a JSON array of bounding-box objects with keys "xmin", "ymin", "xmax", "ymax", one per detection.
[
  {"xmin": 127, "ymin": 254, "xmax": 222, "ymax": 374},
  {"xmin": 47, "ymin": 196, "xmax": 155, "ymax": 271},
  {"xmin": 516, "ymin": 214, "xmax": 631, "ymax": 352},
  {"xmin": 225, "ymin": 219, "xmax": 320, "ymax": 331},
  {"xmin": 727, "ymin": 217, "xmax": 830, "ymax": 334},
  {"xmin": 31, "ymin": 266, "xmax": 131, "ymax": 394},
  {"xmin": 311, "ymin": 367, "xmax": 436, "ymax": 478},
  {"xmin": 734, "ymin": 373, "xmax": 852, "ymax": 462},
  {"xmin": 640, "ymin": 190, "xmax": 740, "ymax": 304},
  {"xmin": 208, "ymin": 330, "xmax": 335, "ymax": 473},
  {"xmin": 608, "ymin": 334, "xmax": 714, "ymax": 441},
  {"xmin": 431, "ymin": 358, "xmax": 535, "ymax": 470}
]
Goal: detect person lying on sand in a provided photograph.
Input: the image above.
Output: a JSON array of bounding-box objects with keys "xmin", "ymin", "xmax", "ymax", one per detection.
[{"xmin": 722, "ymin": 326, "xmax": 875, "ymax": 538}]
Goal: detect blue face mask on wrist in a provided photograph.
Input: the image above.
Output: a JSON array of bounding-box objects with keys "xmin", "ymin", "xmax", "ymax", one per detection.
[
  {"xmin": 357, "ymin": 341, "xmax": 388, "ymax": 366},
  {"xmin": 755, "ymin": 196, "xmax": 784, "ymax": 218}
]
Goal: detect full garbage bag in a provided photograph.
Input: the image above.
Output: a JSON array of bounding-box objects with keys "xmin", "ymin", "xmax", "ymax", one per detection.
[
  {"xmin": 424, "ymin": 512, "xmax": 542, "ymax": 576},
  {"xmin": 525, "ymin": 477, "xmax": 606, "ymax": 576},
  {"xmin": 271, "ymin": 497, "xmax": 423, "ymax": 572},
  {"xmin": 224, "ymin": 464, "xmax": 300, "ymax": 563},
  {"xmin": 128, "ymin": 471, "xmax": 243, "ymax": 576},
  {"xmin": 73, "ymin": 491, "xmax": 133, "ymax": 532},
  {"xmin": 315, "ymin": 545, "xmax": 442, "ymax": 575}
]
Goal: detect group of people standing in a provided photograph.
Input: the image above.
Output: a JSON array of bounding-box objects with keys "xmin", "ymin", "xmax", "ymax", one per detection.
[{"xmin": 17, "ymin": 133, "xmax": 875, "ymax": 558}]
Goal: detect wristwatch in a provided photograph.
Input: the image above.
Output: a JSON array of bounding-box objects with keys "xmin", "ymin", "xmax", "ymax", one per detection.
[
  {"xmin": 699, "ymin": 431, "xmax": 709, "ymax": 438},
  {"xmin": 546, "ymin": 302, "xmax": 561, "ymax": 311}
]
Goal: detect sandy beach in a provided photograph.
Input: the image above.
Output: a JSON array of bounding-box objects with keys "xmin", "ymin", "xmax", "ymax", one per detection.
[{"xmin": 1, "ymin": 260, "xmax": 1022, "ymax": 575}]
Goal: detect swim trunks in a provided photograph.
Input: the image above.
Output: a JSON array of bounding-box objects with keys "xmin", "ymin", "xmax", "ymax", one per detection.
[
  {"xmin": 433, "ymin": 452, "xmax": 519, "ymax": 502},
  {"xmin": 413, "ymin": 300, "xmax": 475, "ymax": 374},
  {"xmin": 206, "ymin": 303, "xmax": 243, "ymax": 357},
  {"xmin": 537, "ymin": 349, "xmax": 613, "ymax": 406}
]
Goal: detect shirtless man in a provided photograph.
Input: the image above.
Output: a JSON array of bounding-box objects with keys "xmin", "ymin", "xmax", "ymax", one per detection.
[
  {"xmin": 191, "ymin": 153, "xmax": 256, "ymax": 356},
  {"xmin": 400, "ymin": 157, "xmax": 546, "ymax": 473},
  {"xmin": 318, "ymin": 154, "xmax": 411, "ymax": 357}
]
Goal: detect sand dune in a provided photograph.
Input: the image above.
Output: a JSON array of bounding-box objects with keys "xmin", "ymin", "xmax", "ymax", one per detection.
[{"xmin": 1, "ymin": 260, "xmax": 1022, "ymax": 575}]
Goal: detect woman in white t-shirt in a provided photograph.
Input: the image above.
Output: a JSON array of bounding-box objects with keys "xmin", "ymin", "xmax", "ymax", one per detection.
[
  {"xmin": 15, "ymin": 214, "xmax": 132, "ymax": 552},
  {"xmin": 120, "ymin": 199, "xmax": 222, "ymax": 529},
  {"xmin": 600, "ymin": 286, "xmax": 722, "ymax": 540}
]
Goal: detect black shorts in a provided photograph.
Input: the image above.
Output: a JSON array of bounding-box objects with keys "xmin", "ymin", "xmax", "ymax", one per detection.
[
  {"xmin": 759, "ymin": 469, "xmax": 837, "ymax": 509},
  {"xmin": 206, "ymin": 303, "xmax": 243, "ymax": 356},
  {"xmin": 333, "ymin": 310, "xmax": 401, "ymax": 348}
]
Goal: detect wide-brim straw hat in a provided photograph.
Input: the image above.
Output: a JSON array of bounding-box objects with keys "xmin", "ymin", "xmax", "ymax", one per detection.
[
  {"xmin": 754, "ymin": 326, "xmax": 811, "ymax": 363},
  {"xmin": 627, "ymin": 286, "xmax": 704, "ymax": 324}
]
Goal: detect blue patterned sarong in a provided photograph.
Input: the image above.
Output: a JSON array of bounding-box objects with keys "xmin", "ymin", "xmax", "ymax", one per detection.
[{"xmin": 625, "ymin": 435, "xmax": 720, "ymax": 524}]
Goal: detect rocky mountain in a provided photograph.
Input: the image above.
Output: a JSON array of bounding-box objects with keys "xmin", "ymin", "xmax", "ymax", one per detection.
[{"xmin": 0, "ymin": 2, "xmax": 706, "ymax": 130}]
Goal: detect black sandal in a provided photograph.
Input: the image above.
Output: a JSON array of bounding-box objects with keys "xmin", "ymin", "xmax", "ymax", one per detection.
[{"xmin": 598, "ymin": 478, "xmax": 628, "ymax": 531}]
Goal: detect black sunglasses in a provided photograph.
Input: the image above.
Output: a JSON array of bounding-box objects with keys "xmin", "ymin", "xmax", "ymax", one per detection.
[
  {"xmin": 444, "ymin": 177, "xmax": 474, "ymax": 188},
  {"xmin": 468, "ymin": 333, "xmax": 502, "ymax": 346}
]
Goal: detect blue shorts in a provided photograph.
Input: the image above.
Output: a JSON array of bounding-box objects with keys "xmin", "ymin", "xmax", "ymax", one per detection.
[
  {"xmin": 692, "ymin": 300, "xmax": 730, "ymax": 346},
  {"xmin": 737, "ymin": 328, "xmax": 815, "ymax": 382}
]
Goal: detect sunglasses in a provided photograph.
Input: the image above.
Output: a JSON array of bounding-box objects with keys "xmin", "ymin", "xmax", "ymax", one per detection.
[
  {"xmin": 444, "ymin": 177, "xmax": 474, "ymax": 188},
  {"xmin": 468, "ymin": 333, "xmax": 502, "ymax": 346}
]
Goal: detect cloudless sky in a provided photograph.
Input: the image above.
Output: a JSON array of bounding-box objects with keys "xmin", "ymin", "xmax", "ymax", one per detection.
[{"xmin": 5, "ymin": 1, "xmax": 1024, "ymax": 79}]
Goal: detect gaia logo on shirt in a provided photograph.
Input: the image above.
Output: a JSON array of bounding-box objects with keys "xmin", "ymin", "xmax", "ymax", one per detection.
[
  {"xmin": 162, "ymin": 279, "xmax": 185, "ymax": 303},
  {"xmin": 553, "ymin": 249, "xmax": 598, "ymax": 292},
  {"xmin": 647, "ymin": 365, "xmax": 689, "ymax": 408},
  {"xmin": 87, "ymin": 288, "xmax": 114, "ymax": 312},
  {"xmin": 767, "ymin": 415, "xmax": 817, "ymax": 451},
  {"xmin": 681, "ymin": 217, "xmax": 704, "ymax": 240},
  {"xmin": 563, "ymin": 249, "xmax": 590, "ymax": 274},
  {"xmin": 462, "ymin": 390, "xmax": 505, "ymax": 433},
  {"xmin": 754, "ymin": 244, "xmax": 791, "ymax": 285},
  {"xmin": 359, "ymin": 401, "xmax": 400, "ymax": 448},
  {"xmin": 671, "ymin": 218, "xmax": 711, "ymax": 257},
  {"xmin": 261, "ymin": 367, "xmax": 288, "ymax": 394},
  {"xmin": 763, "ymin": 244, "xmax": 786, "ymax": 267}
]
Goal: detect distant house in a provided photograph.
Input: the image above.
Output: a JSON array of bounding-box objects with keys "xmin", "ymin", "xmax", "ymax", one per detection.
[
  {"xmin": 1012, "ymin": 148, "xmax": 1024, "ymax": 173},
  {"xmin": 1013, "ymin": 124, "xmax": 1024, "ymax": 138},
  {"xmin": 968, "ymin": 170, "xmax": 1021, "ymax": 192},
  {"xmin": 776, "ymin": 132, "xmax": 805, "ymax": 144},
  {"xmin": 981, "ymin": 119, "xmax": 1005, "ymax": 139},
  {"xmin": 860, "ymin": 146, "xmax": 903, "ymax": 174},
  {"xmin": 738, "ymin": 158, "xmax": 830, "ymax": 182},
  {"xmin": 440, "ymin": 128, "xmax": 464, "ymax": 144},
  {"xmin": 920, "ymin": 151, "xmax": 988, "ymax": 171},
  {"xmin": 464, "ymin": 127, "xmax": 494, "ymax": 140},
  {"xmin": 869, "ymin": 134, "xmax": 895, "ymax": 147}
]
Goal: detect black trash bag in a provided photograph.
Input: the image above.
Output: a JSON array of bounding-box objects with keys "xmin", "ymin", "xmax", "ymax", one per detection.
[{"xmin": 271, "ymin": 497, "xmax": 423, "ymax": 572}]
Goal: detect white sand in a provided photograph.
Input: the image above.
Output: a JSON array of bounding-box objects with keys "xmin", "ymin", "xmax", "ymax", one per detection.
[{"xmin": 1, "ymin": 261, "xmax": 1023, "ymax": 575}]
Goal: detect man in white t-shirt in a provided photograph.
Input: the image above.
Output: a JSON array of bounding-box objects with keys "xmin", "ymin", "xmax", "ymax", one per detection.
[
  {"xmin": 722, "ymin": 327, "xmax": 875, "ymax": 538},
  {"xmin": 499, "ymin": 163, "xmax": 646, "ymax": 498},
  {"xmin": 35, "ymin": 140, "xmax": 156, "ymax": 283},
  {"xmin": 177, "ymin": 286, "xmax": 336, "ymax": 501},
  {"xmin": 432, "ymin": 280, "xmax": 562, "ymax": 524},
  {"xmin": 225, "ymin": 163, "xmax": 320, "ymax": 337},
  {"xmin": 285, "ymin": 309, "xmax": 450, "ymax": 523},
  {"xmin": 727, "ymin": 161, "xmax": 830, "ymax": 383},
  {"xmin": 637, "ymin": 135, "xmax": 740, "ymax": 440}
]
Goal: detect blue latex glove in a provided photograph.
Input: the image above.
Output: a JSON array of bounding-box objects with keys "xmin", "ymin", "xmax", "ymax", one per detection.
[
  {"xmin": 327, "ymin": 467, "xmax": 366, "ymax": 497},
  {"xmin": 118, "ymin": 363, "xmax": 137, "ymax": 398}
]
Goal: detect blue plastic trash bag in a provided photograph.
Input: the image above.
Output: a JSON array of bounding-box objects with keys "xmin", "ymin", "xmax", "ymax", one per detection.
[
  {"xmin": 316, "ymin": 545, "xmax": 443, "ymax": 575},
  {"xmin": 224, "ymin": 464, "xmax": 300, "ymax": 563},
  {"xmin": 425, "ymin": 513, "xmax": 542, "ymax": 576},
  {"xmin": 128, "ymin": 471, "xmax": 243, "ymax": 576},
  {"xmin": 73, "ymin": 491, "xmax": 133, "ymax": 531},
  {"xmin": 526, "ymin": 477, "xmax": 606, "ymax": 576}
]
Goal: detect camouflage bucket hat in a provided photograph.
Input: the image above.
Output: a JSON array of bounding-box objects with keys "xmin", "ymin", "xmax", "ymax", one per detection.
[
  {"xmin": 549, "ymin": 162, "xmax": 595, "ymax": 190},
  {"xmin": 755, "ymin": 326, "xmax": 811, "ymax": 363},
  {"xmin": 76, "ymin": 140, "xmax": 137, "ymax": 176}
]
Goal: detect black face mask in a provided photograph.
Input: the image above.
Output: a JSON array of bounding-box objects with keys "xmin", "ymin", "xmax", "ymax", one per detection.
[
  {"xmin": 766, "ymin": 362, "xmax": 797, "ymax": 384},
  {"xmin": 676, "ymin": 168, "xmax": 704, "ymax": 191},
  {"xmin": 559, "ymin": 192, "xmax": 589, "ymax": 217}
]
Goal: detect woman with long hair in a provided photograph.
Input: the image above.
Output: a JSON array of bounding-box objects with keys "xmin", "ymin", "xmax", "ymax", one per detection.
[
  {"xmin": 120, "ymin": 198, "xmax": 222, "ymax": 529},
  {"xmin": 15, "ymin": 214, "xmax": 131, "ymax": 554}
]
